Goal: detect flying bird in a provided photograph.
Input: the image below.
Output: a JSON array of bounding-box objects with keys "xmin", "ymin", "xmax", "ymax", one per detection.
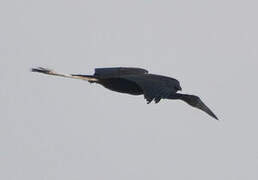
[{"xmin": 32, "ymin": 67, "xmax": 218, "ymax": 120}]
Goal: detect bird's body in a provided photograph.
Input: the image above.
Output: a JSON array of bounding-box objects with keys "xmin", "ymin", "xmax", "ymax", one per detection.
[
  {"xmin": 32, "ymin": 67, "xmax": 218, "ymax": 120},
  {"xmin": 98, "ymin": 77, "xmax": 143, "ymax": 95}
]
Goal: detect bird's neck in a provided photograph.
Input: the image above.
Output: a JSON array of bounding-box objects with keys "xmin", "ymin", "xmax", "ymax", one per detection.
[
  {"xmin": 168, "ymin": 93, "xmax": 194, "ymax": 104},
  {"xmin": 167, "ymin": 93, "xmax": 184, "ymax": 100}
]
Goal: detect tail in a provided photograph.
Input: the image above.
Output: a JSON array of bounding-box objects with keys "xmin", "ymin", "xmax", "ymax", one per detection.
[{"xmin": 31, "ymin": 67, "xmax": 98, "ymax": 82}]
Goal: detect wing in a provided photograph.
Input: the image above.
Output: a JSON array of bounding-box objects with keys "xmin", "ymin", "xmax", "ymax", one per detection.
[
  {"xmin": 94, "ymin": 67, "xmax": 148, "ymax": 78},
  {"xmin": 123, "ymin": 74, "xmax": 181, "ymax": 104}
]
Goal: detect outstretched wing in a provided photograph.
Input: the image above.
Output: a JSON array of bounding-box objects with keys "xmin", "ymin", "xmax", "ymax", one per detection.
[
  {"xmin": 94, "ymin": 67, "xmax": 148, "ymax": 78},
  {"xmin": 123, "ymin": 74, "xmax": 181, "ymax": 104}
]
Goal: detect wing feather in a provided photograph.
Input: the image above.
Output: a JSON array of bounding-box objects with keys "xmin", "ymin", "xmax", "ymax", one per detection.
[
  {"xmin": 123, "ymin": 74, "xmax": 180, "ymax": 104},
  {"xmin": 94, "ymin": 67, "xmax": 148, "ymax": 78}
]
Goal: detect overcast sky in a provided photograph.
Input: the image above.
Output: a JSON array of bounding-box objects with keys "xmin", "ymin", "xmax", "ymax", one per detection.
[{"xmin": 1, "ymin": 0, "xmax": 258, "ymax": 179}]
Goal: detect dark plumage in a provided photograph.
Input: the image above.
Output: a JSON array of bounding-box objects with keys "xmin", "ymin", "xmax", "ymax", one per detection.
[{"xmin": 32, "ymin": 67, "xmax": 218, "ymax": 120}]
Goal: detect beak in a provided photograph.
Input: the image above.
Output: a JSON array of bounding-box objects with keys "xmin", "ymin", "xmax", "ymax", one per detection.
[{"xmin": 196, "ymin": 100, "xmax": 219, "ymax": 120}]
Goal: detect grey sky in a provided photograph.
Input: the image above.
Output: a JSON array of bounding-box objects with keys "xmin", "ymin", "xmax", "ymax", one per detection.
[{"xmin": 1, "ymin": 0, "xmax": 258, "ymax": 179}]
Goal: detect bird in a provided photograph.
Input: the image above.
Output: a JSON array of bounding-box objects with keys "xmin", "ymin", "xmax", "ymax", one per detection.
[{"xmin": 32, "ymin": 67, "xmax": 218, "ymax": 120}]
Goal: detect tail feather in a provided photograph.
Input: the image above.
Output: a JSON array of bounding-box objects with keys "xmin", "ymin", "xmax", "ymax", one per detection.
[
  {"xmin": 31, "ymin": 67, "xmax": 54, "ymax": 74},
  {"xmin": 71, "ymin": 74, "xmax": 98, "ymax": 82},
  {"xmin": 31, "ymin": 67, "xmax": 98, "ymax": 82}
]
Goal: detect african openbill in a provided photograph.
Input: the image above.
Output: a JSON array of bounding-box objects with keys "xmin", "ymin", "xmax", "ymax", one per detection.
[{"xmin": 32, "ymin": 67, "xmax": 218, "ymax": 120}]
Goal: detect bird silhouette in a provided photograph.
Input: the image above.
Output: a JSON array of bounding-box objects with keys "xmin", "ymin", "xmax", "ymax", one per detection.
[{"xmin": 32, "ymin": 67, "xmax": 218, "ymax": 120}]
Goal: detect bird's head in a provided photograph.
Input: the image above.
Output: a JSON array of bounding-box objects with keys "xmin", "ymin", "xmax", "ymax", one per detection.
[
  {"xmin": 182, "ymin": 94, "xmax": 218, "ymax": 120},
  {"xmin": 183, "ymin": 94, "xmax": 200, "ymax": 106}
]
